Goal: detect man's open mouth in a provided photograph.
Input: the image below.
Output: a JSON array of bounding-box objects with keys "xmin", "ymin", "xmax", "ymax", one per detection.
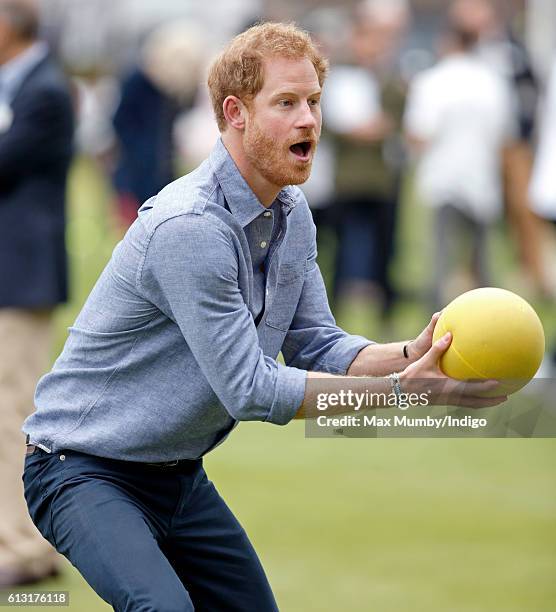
[{"xmin": 289, "ymin": 141, "xmax": 312, "ymax": 161}]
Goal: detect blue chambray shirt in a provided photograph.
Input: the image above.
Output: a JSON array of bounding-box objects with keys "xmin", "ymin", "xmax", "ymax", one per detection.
[{"xmin": 23, "ymin": 139, "xmax": 372, "ymax": 462}]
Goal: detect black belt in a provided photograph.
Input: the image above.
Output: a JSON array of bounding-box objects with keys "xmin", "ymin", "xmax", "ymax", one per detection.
[{"xmin": 25, "ymin": 435, "xmax": 194, "ymax": 469}]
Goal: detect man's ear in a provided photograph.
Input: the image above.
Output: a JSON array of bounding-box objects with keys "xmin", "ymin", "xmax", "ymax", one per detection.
[{"xmin": 222, "ymin": 95, "xmax": 247, "ymax": 130}]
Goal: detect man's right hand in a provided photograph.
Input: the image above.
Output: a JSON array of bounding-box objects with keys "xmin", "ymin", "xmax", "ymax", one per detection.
[{"xmin": 400, "ymin": 332, "xmax": 508, "ymax": 408}]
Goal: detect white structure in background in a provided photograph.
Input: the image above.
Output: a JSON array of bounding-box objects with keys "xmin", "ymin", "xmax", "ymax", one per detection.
[
  {"xmin": 39, "ymin": 0, "xmax": 262, "ymax": 72},
  {"xmin": 113, "ymin": 0, "xmax": 262, "ymax": 48},
  {"xmin": 39, "ymin": 0, "xmax": 117, "ymax": 71}
]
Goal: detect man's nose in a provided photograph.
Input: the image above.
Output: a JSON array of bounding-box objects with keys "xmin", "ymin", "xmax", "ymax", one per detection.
[{"xmin": 295, "ymin": 101, "xmax": 319, "ymax": 130}]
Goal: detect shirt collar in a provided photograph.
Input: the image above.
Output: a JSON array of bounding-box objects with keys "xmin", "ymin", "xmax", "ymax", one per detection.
[
  {"xmin": 209, "ymin": 138, "xmax": 298, "ymax": 228},
  {"xmin": 0, "ymin": 41, "xmax": 48, "ymax": 102}
]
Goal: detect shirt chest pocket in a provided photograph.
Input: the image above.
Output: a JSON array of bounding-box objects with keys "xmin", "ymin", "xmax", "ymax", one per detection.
[{"xmin": 265, "ymin": 262, "xmax": 305, "ymax": 332}]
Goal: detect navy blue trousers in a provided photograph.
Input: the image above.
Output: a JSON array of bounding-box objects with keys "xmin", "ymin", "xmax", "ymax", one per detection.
[{"xmin": 23, "ymin": 448, "xmax": 278, "ymax": 611}]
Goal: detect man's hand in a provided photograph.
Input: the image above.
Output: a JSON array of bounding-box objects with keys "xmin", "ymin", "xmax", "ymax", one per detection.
[
  {"xmin": 347, "ymin": 312, "xmax": 445, "ymax": 376},
  {"xmin": 405, "ymin": 311, "xmax": 442, "ymax": 362},
  {"xmin": 401, "ymin": 332, "xmax": 508, "ymax": 408},
  {"xmin": 298, "ymin": 330, "xmax": 508, "ymax": 419}
]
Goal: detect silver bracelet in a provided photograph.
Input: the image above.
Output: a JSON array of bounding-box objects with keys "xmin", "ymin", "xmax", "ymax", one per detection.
[{"xmin": 389, "ymin": 372, "xmax": 403, "ymax": 407}]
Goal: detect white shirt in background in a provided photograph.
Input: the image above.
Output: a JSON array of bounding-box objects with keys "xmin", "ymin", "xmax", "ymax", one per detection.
[
  {"xmin": 404, "ymin": 54, "xmax": 515, "ymax": 223},
  {"xmin": 322, "ymin": 65, "xmax": 381, "ymax": 133}
]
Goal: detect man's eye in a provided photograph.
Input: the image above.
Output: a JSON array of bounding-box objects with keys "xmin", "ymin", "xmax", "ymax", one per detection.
[
  {"xmin": 279, "ymin": 100, "xmax": 293, "ymax": 107},
  {"xmin": 309, "ymin": 99, "xmax": 320, "ymax": 107}
]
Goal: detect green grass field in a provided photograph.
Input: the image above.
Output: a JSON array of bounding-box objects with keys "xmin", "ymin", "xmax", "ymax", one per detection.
[{"xmin": 10, "ymin": 158, "xmax": 556, "ymax": 611}]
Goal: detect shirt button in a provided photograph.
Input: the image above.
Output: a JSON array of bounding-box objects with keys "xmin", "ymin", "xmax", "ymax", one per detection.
[
  {"xmin": 260, "ymin": 241, "xmax": 267, "ymax": 248},
  {"xmin": 264, "ymin": 211, "xmax": 272, "ymax": 217}
]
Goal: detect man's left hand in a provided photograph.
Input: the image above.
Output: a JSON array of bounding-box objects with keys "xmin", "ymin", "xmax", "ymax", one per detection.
[{"xmin": 405, "ymin": 311, "xmax": 442, "ymax": 362}]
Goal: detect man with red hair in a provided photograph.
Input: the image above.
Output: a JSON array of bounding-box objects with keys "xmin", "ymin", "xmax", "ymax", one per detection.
[{"xmin": 22, "ymin": 22, "xmax": 504, "ymax": 610}]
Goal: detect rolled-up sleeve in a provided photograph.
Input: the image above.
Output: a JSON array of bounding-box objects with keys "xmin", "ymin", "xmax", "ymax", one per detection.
[
  {"xmin": 139, "ymin": 213, "xmax": 307, "ymax": 425},
  {"xmin": 281, "ymin": 220, "xmax": 374, "ymax": 374},
  {"xmin": 265, "ymin": 362, "xmax": 307, "ymax": 425}
]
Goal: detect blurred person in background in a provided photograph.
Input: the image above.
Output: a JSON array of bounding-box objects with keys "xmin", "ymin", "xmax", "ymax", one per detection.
[
  {"xmin": 404, "ymin": 13, "xmax": 514, "ymax": 311},
  {"xmin": 449, "ymin": 0, "xmax": 549, "ymax": 295},
  {"xmin": 529, "ymin": 56, "xmax": 556, "ymax": 371},
  {"xmin": 0, "ymin": 0, "xmax": 73, "ymax": 587},
  {"xmin": 111, "ymin": 20, "xmax": 203, "ymax": 228},
  {"xmin": 323, "ymin": 0, "xmax": 409, "ymax": 319}
]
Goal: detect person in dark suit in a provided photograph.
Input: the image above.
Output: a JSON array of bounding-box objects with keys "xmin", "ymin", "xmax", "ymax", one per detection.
[{"xmin": 0, "ymin": 0, "xmax": 73, "ymax": 587}]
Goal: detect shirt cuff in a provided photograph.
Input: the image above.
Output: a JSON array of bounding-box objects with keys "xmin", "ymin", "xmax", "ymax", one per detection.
[
  {"xmin": 317, "ymin": 335, "xmax": 375, "ymax": 375},
  {"xmin": 265, "ymin": 364, "xmax": 307, "ymax": 426}
]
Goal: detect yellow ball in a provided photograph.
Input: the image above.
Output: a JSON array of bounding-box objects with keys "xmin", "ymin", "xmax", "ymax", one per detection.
[{"xmin": 432, "ymin": 288, "xmax": 545, "ymax": 394}]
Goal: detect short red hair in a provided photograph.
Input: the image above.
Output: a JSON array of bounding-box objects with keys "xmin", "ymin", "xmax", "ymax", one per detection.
[{"xmin": 208, "ymin": 22, "xmax": 329, "ymax": 132}]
